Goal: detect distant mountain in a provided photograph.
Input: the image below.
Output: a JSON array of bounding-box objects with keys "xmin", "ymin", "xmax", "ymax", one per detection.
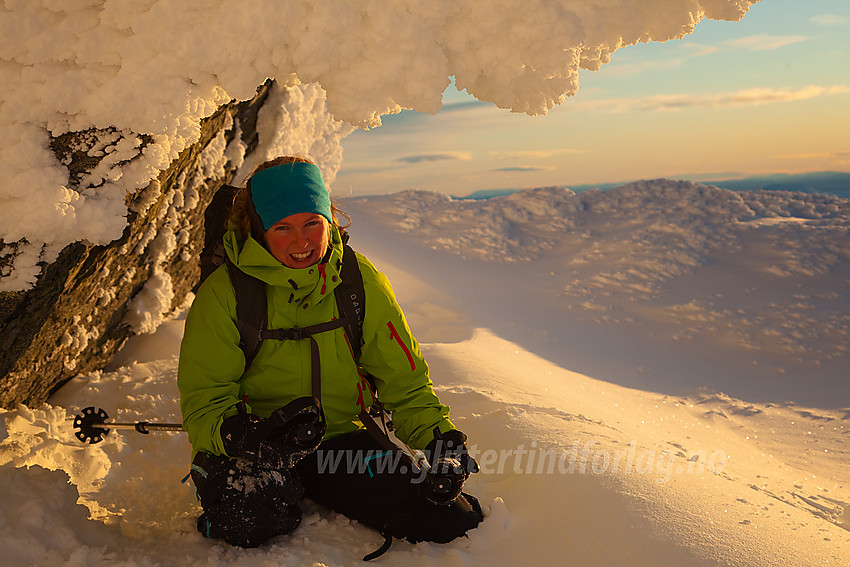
[
  {"xmin": 570, "ymin": 171, "xmax": 850, "ymax": 198},
  {"xmin": 459, "ymin": 172, "xmax": 850, "ymax": 200},
  {"xmin": 699, "ymin": 171, "xmax": 850, "ymax": 197},
  {"xmin": 459, "ymin": 188, "xmax": 521, "ymax": 200}
]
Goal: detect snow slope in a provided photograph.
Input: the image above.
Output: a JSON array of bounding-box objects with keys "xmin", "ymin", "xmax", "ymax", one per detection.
[
  {"xmin": 347, "ymin": 181, "xmax": 850, "ymax": 407},
  {"xmin": 1, "ymin": 181, "xmax": 848, "ymax": 566}
]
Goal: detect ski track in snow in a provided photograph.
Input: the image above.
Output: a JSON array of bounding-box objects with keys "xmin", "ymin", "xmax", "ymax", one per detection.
[{"xmin": 2, "ymin": 181, "xmax": 850, "ymax": 566}]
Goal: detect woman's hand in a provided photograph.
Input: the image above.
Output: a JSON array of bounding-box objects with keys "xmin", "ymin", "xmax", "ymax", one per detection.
[
  {"xmin": 220, "ymin": 398, "xmax": 325, "ymax": 468},
  {"xmin": 423, "ymin": 428, "xmax": 479, "ymax": 505}
]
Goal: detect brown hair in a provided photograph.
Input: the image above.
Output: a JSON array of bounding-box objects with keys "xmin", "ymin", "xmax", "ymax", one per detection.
[{"xmin": 229, "ymin": 155, "xmax": 350, "ymax": 240}]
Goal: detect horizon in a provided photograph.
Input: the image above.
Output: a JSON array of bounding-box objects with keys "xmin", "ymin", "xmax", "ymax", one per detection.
[
  {"xmin": 335, "ymin": 0, "xmax": 850, "ymax": 197},
  {"xmin": 341, "ymin": 170, "xmax": 850, "ymax": 201}
]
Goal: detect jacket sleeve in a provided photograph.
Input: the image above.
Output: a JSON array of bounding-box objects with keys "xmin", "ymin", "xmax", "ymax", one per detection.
[
  {"xmin": 355, "ymin": 254, "xmax": 456, "ymax": 450},
  {"xmin": 177, "ymin": 268, "xmax": 246, "ymax": 456}
]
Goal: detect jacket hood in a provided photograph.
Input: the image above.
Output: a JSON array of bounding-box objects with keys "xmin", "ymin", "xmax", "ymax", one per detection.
[{"xmin": 223, "ymin": 225, "xmax": 345, "ymax": 307}]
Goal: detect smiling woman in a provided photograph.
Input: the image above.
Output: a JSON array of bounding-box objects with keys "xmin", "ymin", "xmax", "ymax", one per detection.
[
  {"xmin": 265, "ymin": 213, "xmax": 330, "ymax": 269},
  {"xmin": 242, "ymin": 157, "xmax": 335, "ymax": 268},
  {"xmin": 177, "ymin": 155, "xmax": 482, "ymax": 555},
  {"xmin": 228, "ymin": 157, "xmax": 353, "ymax": 267}
]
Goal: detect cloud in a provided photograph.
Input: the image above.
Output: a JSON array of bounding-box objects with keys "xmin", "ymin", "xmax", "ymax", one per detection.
[
  {"xmin": 600, "ymin": 42, "xmax": 719, "ymax": 78},
  {"xmin": 579, "ymin": 85, "xmax": 850, "ymax": 113},
  {"xmin": 680, "ymin": 43, "xmax": 720, "ymax": 57},
  {"xmin": 810, "ymin": 14, "xmax": 849, "ymax": 26},
  {"xmin": 492, "ymin": 149, "xmax": 586, "ymax": 160},
  {"xmin": 492, "ymin": 165, "xmax": 554, "ymax": 172},
  {"xmin": 442, "ymin": 100, "xmax": 490, "ymax": 112},
  {"xmin": 775, "ymin": 150, "xmax": 850, "ymax": 162},
  {"xmin": 724, "ymin": 33, "xmax": 807, "ymax": 51},
  {"xmin": 599, "ymin": 57, "xmax": 684, "ymax": 78},
  {"xmin": 396, "ymin": 152, "xmax": 473, "ymax": 163},
  {"xmin": 336, "ymin": 162, "xmax": 400, "ymax": 175}
]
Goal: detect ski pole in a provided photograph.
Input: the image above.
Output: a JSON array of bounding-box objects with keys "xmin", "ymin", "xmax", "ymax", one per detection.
[{"xmin": 72, "ymin": 406, "xmax": 184, "ymax": 444}]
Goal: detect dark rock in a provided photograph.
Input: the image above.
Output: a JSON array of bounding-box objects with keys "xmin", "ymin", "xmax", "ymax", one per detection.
[{"xmin": 0, "ymin": 82, "xmax": 273, "ymax": 409}]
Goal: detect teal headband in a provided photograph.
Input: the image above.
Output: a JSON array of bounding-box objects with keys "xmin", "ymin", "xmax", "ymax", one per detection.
[{"xmin": 249, "ymin": 162, "xmax": 332, "ymax": 230}]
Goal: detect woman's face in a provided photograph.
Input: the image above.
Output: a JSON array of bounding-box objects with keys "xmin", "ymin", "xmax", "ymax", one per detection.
[{"xmin": 264, "ymin": 212, "xmax": 330, "ymax": 268}]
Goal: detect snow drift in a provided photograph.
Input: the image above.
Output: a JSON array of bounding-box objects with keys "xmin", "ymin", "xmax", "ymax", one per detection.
[{"xmin": 1, "ymin": 181, "xmax": 848, "ymax": 566}]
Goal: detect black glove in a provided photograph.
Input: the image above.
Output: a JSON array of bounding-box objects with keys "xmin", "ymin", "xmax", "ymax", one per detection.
[
  {"xmin": 220, "ymin": 397, "xmax": 326, "ymax": 469},
  {"xmin": 423, "ymin": 428, "xmax": 479, "ymax": 505}
]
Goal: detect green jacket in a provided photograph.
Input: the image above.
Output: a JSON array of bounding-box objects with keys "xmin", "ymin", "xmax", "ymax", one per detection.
[{"xmin": 178, "ymin": 226, "xmax": 454, "ymax": 457}]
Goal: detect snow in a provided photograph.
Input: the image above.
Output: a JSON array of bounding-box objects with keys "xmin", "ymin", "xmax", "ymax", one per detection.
[
  {"xmin": 5, "ymin": 1, "xmax": 845, "ymax": 564},
  {"xmin": 0, "ymin": 0, "xmax": 757, "ymax": 291},
  {"xmin": 350, "ymin": 181, "xmax": 850, "ymax": 406},
  {"xmin": 2, "ymin": 181, "xmax": 848, "ymax": 566},
  {"xmin": 124, "ymin": 268, "xmax": 175, "ymax": 335}
]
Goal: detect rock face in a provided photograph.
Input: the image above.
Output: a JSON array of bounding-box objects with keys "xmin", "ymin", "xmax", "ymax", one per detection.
[{"xmin": 0, "ymin": 83, "xmax": 273, "ymax": 409}]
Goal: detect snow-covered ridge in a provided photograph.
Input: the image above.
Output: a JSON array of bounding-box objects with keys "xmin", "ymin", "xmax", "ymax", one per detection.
[
  {"xmin": 345, "ymin": 180, "xmax": 850, "ymax": 403},
  {"xmin": 356, "ymin": 179, "xmax": 848, "ymax": 268}
]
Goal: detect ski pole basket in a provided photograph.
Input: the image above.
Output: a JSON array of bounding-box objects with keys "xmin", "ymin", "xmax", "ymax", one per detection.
[{"xmin": 72, "ymin": 406, "xmax": 184, "ymax": 444}]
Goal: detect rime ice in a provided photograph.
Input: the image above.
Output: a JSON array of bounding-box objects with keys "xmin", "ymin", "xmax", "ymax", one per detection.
[{"xmin": 0, "ymin": 0, "xmax": 757, "ymax": 290}]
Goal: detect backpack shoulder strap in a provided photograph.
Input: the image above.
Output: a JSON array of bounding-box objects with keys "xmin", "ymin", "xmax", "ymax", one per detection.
[
  {"xmin": 335, "ymin": 242, "xmax": 366, "ymax": 361},
  {"xmin": 199, "ymin": 184, "xmax": 240, "ymax": 285},
  {"xmin": 225, "ymin": 256, "xmax": 267, "ymax": 369},
  {"xmin": 225, "ymin": 238, "xmax": 365, "ymax": 380}
]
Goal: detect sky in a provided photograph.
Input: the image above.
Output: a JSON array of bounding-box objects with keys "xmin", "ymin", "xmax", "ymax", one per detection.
[{"xmin": 335, "ymin": 0, "xmax": 850, "ymax": 197}]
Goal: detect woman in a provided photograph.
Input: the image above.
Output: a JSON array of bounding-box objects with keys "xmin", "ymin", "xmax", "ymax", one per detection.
[{"xmin": 178, "ymin": 156, "xmax": 482, "ymax": 558}]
